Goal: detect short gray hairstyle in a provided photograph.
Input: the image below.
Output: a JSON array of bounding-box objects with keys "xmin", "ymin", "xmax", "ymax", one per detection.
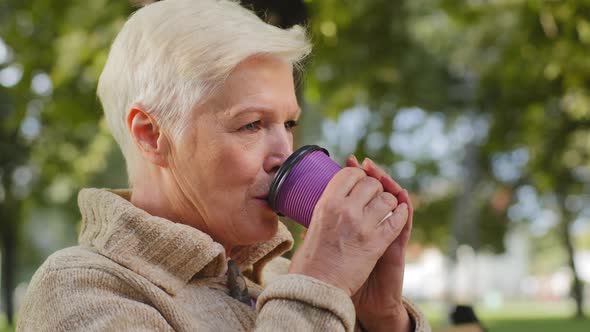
[{"xmin": 97, "ymin": 0, "xmax": 311, "ymax": 175}]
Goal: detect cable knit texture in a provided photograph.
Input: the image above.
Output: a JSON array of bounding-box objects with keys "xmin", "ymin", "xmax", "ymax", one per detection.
[{"xmin": 17, "ymin": 188, "xmax": 431, "ymax": 332}]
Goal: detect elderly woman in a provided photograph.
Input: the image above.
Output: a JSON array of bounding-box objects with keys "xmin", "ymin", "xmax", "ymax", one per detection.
[{"xmin": 17, "ymin": 0, "xmax": 430, "ymax": 331}]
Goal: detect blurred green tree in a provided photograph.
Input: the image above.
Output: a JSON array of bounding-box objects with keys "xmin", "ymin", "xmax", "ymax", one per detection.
[
  {"xmin": 0, "ymin": 0, "xmax": 132, "ymax": 324},
  {"xmin": 305, "ymin": 0, "xmax": 589, "ymax": 318},
  {"xmin": 304, "ymin": 0, "xmax": 509, "ymax": 253},
  {"xmin": 439, "ymin": 0, "xmax": 589, "ymax": 318}
]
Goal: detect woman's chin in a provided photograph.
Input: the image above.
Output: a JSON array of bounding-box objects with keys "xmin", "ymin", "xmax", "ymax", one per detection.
[
  {"xmin": 250, "ymin": 214, "xmax": 279, "ymax": 242},
  {"xmin": 229, "ymin": 200, "xmax": 280, "ymax": 245}
]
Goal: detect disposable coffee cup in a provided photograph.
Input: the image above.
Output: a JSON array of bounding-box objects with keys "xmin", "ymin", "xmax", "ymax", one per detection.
[{"xmin": 268, "ymin": 145, "xmax": 341, "ymax": 228}]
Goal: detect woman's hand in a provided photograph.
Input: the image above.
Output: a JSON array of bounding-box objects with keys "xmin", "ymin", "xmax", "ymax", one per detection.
[
  {"xmin": 288, "ymin": 163, "xmax": 409, "ymax": 302},
  {"xmin": 349, "ymin": 156, "xmax": 413, "ymax": 332}
]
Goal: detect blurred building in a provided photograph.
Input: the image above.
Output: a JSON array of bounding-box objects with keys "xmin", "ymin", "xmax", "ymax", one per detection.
[{"xmin": 403, "ymin": 228, "xmax": 590, "ymax": 307}]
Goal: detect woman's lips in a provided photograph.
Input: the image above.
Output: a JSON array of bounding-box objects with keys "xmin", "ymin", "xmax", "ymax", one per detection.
[{"xmin": 254, "ymin": 197, "xmax": 272, "ymax": 209}]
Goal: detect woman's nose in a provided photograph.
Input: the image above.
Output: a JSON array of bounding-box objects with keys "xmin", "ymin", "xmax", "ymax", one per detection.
[{"xmin": 263, "ymin": 130, "xmax": 292, "ymax": 175}]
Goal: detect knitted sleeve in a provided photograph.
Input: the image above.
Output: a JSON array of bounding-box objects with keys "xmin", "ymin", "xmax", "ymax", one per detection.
[
  {"xmin": 255, "ymin": 274, "xmax": 356, "ymax": 331},
  {"xmin": 16, "ymin": 267, "xmax": 175, "ymax": 332},
  {"xmin": 402, "ymin": 296, "xmax": 432, "ymax": 332},
  {"xmin": 256, "ymin": 257, "xmax": 432, "ymax": 332}
]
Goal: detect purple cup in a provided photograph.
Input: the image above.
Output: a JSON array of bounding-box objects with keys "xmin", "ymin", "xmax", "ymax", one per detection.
[{"xmin": 268, "ymin": 145, "xmax": 342, "ymax": 228}]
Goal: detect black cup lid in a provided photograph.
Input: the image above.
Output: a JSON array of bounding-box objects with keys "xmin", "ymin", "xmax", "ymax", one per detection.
[{"xmin": 268, "ymin": 145, "xmax": 329, "ymax": 214}]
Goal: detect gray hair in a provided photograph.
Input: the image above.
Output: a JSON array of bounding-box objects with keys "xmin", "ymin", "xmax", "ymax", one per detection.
[{"xmin": 97, "ymin": 0, "xmax": 311, "ymax": 174}]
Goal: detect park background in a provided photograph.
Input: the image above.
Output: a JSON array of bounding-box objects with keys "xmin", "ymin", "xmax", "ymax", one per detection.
[{"xmin": 1, "ymin": 0, "xmax": 589, "ymax": 331}]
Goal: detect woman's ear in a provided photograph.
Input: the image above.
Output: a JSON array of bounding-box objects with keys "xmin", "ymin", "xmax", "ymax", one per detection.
[{"xmin": 127, "ymin": 103, "xmax": 169, "ymax": 167}]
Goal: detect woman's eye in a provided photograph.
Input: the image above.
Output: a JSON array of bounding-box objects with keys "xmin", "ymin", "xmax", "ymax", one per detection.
[
  {"xmin": 241, "ymin": 120, "xmax": 262, "ymax": 132},
  {"xmin": 285, "ymin": 120, "xmax": 299, "ymax": 130}
]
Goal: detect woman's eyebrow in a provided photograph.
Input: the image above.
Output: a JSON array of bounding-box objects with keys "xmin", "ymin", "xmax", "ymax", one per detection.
[{"xmin": 226, "ymin": 105, "xmax": 301, "ymax": 118}]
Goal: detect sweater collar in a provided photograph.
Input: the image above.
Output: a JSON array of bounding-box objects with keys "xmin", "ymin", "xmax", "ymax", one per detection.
[{"xmin": 77, "ymin": 188, "xmax": 293, "ymax": 295}]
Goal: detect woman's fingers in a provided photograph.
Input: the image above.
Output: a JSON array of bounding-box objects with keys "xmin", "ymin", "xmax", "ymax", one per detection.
[
  {"xmin": 362, "ymin": 158, "xmax": 403, "ymax": 196},
  {"xmin": 398, "ymin": 189, "xmax": 413, "ymax": 221},
  {"xmin": 379, "ymin": 203, "xmax": 409, "ymax": 239},
  {"xmin": 357, "ymin": 157, "xmax": 413, "ymax": 235},
  {"xmin": 396, "ymin": 190, "xmax": 414, "ymax": 246},
  {"xmin": 323, "ymin": 167, "xmax": 367, "ymax": 198},
  {"xmin": 346, "ymin": 154, "xmax": 360, "ymax": 168},
  {"xmin": 348, "ymin": 176, "xmax": 384, "ymax": 207},
  {"xmin": 346, "ymin": 155, "xmax": 407, "ymax": 220},
  {"xmin": 361, "ymin": 158, "xmax": 412, "ymax": 221},
  {"xmin": 364, "ymin": 191, "xmax": 398, "ymax": 224}
]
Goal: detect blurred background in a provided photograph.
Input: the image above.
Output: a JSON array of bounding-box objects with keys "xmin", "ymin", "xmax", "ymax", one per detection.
[{"xmin": 1, "ymin": 0, "xmax": 589, "ymax": 331}]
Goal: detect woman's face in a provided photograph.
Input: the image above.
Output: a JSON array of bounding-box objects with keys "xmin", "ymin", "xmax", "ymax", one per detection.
[{"xmin": 169, "ymin": 55, "xmax": 299, "ymax": 249}]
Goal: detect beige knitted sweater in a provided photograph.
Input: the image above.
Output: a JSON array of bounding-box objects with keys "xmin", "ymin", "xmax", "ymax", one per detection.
[{"xmin": 17, "ymin": 188, "xmax": 430, "ymax": 332}]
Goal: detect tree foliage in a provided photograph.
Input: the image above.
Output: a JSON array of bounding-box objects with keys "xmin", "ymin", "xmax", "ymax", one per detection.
[{"xmin": 305, "ymin": 0, "xmax": 589, "ymax": 317}]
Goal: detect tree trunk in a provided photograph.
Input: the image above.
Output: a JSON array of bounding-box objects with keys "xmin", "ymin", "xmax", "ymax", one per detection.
[
  {"xmin": 0, "ymin": 203, "xmax": 17, "ymax": 325},
  {"xmin": 557, "ymin": 193, "xmax": 585, "ymax": 319},
  {"xmin": 447, "ymin": 122, "xmax": 482, "ymax": 307},
  {"xmin": 562, "ymin": 222, "xmax": 585, "ymax": 319},
  {"xmin": 450, "ymin": 140, "xmax": 481, "ymax": 256}
]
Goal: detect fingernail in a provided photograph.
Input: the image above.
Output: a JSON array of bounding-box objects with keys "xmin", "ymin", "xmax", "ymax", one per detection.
[
  {"xmin": 352, "ymin": 154, "xmax": 359, "ymax": 164},
  {"xmin": 362, "ymin": 157, "xmax": 370, "ymax": 168}
]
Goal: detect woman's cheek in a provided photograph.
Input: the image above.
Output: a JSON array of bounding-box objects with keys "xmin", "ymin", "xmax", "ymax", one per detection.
[
  {"xmin": 216, "ymin": 145, "xmax": 260, "ymax": 181},
  {"xmin": 239, "ymin": 131, "xmax": 263, "ymax": 150}
]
